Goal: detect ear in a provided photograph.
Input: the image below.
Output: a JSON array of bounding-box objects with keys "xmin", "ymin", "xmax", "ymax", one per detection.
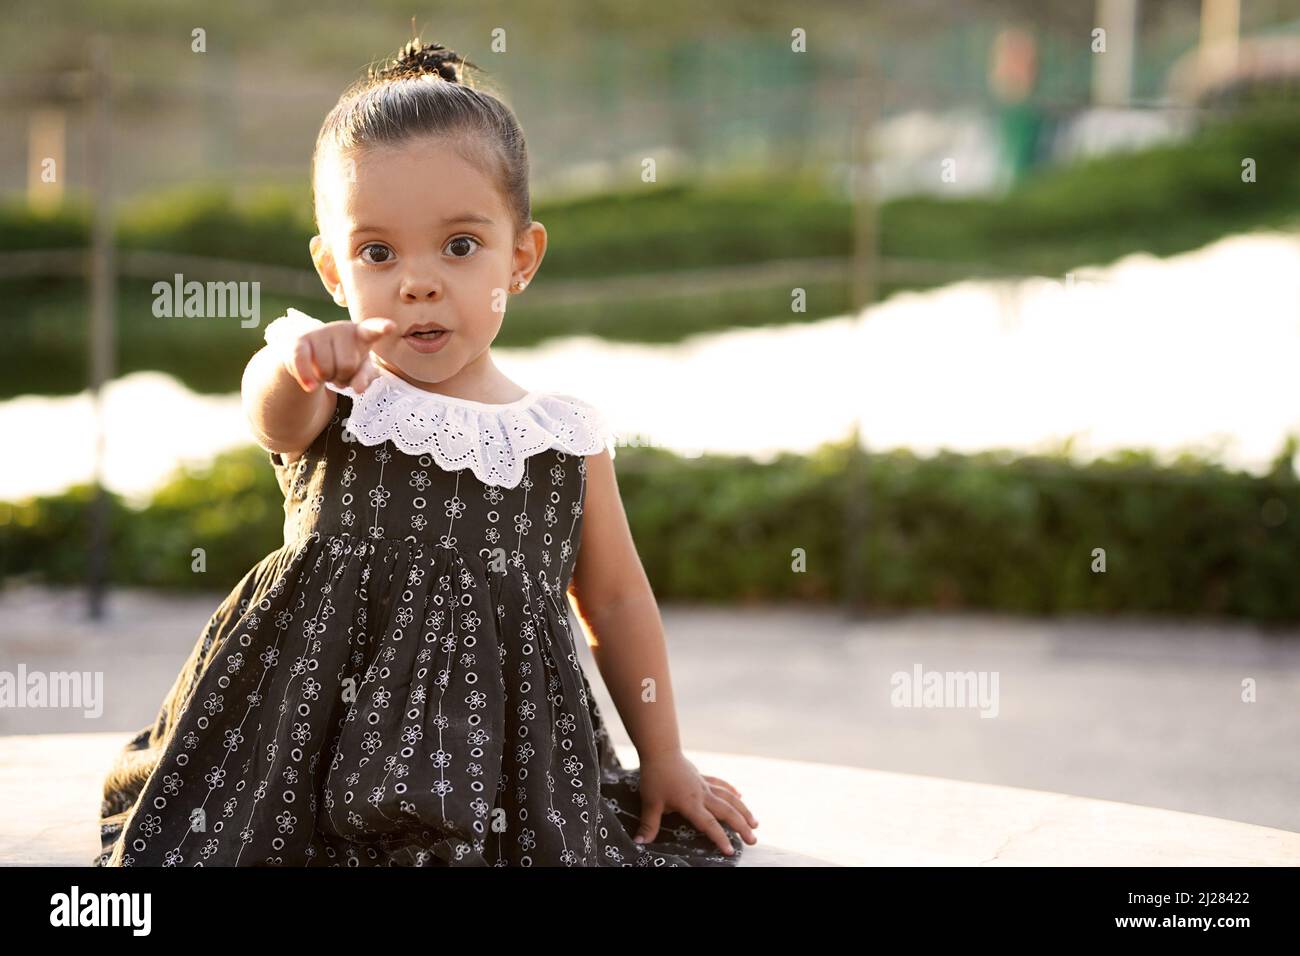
[
  {"xmin": 309, "ymin": 234, "xmax": 348, "ymax": 307},
  {"xmin": 511, "ymin": 221, "xmax": 547, "ymax": 291}
]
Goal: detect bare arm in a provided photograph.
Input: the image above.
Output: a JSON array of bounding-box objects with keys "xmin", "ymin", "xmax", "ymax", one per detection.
[
  {"xmin": 567, "ymin": 448, "xmax": 682, "ymax": 760},
  {"xmin": 241, "ymin": 344, "xmax": 337, "ymax": 461},
  {"xmin": 567, "ymin": 449, "xmax": 760, "ymax": 853}
]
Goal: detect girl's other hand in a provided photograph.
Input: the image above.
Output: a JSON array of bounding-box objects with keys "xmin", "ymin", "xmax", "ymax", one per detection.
[
  {"xmin": 632, "ymin": 749, "xmax": 758, "ymax": 857},
  {"xmin": 284, "ymin": 317, "xmax": 396, "ymax": 394}
]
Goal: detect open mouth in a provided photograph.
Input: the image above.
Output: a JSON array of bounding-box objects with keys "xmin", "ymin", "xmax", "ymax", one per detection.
[{"xmin": 402, "ymin": 327, "xmax": 452, "ymax": 353}]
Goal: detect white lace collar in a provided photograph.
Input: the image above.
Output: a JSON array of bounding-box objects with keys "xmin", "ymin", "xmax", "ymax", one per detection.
[{"xmin": 324, "ymin": 363, "xmax": 616, "ymax": 488}]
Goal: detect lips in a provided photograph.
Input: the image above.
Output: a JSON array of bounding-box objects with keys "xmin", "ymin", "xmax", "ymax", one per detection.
[
  {"xmin": 405, "ymin": 321, "xmax": 449, "ymax": 335},
  {"xmin": 402, "ymin": 327, "xmax": 452, "ymax": 354}
]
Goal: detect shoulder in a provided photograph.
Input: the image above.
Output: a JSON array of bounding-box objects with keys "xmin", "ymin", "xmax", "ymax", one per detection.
[{"xmin": 536, "ymin": 392, "xmax": 618, "ymax": 462}]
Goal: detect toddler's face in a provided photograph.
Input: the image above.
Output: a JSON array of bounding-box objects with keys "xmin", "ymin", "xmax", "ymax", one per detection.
[{"xmin": 309, "ymin": 137, "xmax": 543, "ymax": 390}]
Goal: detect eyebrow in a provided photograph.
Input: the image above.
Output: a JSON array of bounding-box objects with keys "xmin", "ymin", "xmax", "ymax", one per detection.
[
  {"xmin": 441, "ymin": 213, "xmax": 495, "ymax": 226},
  {"xmin": 349, "ymin": 214, "xmax": 494, "ymax": 235}
]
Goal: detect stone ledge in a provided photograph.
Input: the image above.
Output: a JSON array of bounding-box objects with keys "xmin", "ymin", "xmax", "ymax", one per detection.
[{"xmin": 1, "ymin": 733, "xmax": 1296, "ymax": 866}]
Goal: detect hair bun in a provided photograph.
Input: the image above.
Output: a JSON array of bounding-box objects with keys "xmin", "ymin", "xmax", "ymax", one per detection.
[{"xmin": 371, "ymin": 38, "xmax": 469, "ymax": 82}]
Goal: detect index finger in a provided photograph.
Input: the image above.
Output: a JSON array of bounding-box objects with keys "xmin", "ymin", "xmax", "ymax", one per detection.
[
  {"xmin": 354, "ymin": 317, "xmax": 397, "ymax": 342},
  {"xmin": 703, "ymin": 775, "xmax": 742, "ymax": 798}
]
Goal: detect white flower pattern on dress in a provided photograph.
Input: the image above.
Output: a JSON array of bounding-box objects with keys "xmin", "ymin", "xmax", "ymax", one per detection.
[{"xmin": 93, "ymin": 378, "xmax": 742, "ymax": 868}]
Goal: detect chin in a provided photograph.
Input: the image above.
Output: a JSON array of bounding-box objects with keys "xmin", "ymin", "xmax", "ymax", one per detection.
[{"xmin": 376, "ymin": 354, "xmax": 450, "ymax": 385}]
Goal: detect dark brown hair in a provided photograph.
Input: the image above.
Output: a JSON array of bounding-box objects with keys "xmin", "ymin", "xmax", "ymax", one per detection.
[{"xmin": 312, "ymin": 37, "xmax": 531, "ymax": 238}]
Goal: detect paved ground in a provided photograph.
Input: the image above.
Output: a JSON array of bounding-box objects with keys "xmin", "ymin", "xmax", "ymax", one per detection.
[
  {"xmin": 7, "ymin": 733, "xmax": 1299, "ymax": 866},
  {"xmin": 2, "ymin": 584, "xmax": 1298, "ymax": 834}
]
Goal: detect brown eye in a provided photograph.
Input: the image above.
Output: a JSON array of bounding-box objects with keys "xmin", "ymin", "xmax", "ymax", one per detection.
[
  {"xmin": 360, "ymin": 243, "xmax": 393, "ymax": 264},
  {"xmin": 444, "ymin": 236, "xmax": 480, "ymax": 258}
]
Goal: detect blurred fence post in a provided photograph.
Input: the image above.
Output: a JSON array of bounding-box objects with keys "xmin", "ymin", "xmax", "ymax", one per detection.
[
  {"xmin": 1091, "ymin": 0, "xmax": 1139, "ymax": 107},
  {"xmin": 1199, "ymin": 0, "xmax": 1240, "ymax": 83},
  {"xmin": 843, "ymin": 43, "xmax": 878, "ymax": 617},
  {"xmin": 86, "ymin": 36, "xmax": 116, "ymax": 622},
  {"xmin": 27, "ymin": 109, "xmax": 66, "ymax": 213}
]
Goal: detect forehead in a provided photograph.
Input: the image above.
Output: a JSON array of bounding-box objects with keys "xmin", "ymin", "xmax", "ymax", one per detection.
[{"xmin": 333, "ymin": 139, "xmax": 508, "ymax": 229}]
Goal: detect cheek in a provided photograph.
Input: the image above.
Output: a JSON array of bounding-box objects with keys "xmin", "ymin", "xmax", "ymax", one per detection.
[
  {"xmin": 480, "ymin": 310, "xmax": 507, "ymax": 339},
  {"xmin": 339, "ymin": 264, "xmax": 386, "ymax": 302}
]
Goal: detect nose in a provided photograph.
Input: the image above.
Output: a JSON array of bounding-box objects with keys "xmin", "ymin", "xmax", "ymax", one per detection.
[{"xmin": 399, "ymin": 268, "xmax": 440, "ymax": 302}]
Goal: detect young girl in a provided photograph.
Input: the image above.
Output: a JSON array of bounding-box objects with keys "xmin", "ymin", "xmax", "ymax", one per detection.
[{"xmin": 93, "ymin": 37, "xmax": 758, "ymax": 867}]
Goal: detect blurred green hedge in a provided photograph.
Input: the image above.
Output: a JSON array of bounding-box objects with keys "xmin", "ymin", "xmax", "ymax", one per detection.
[
  {"xmin": 2, "ymin": 436, "xmax": 1296, "ymax": 622},
  {"xmin": 7, "ymin": 104, "xmax": 1300, "ymax": 397}
]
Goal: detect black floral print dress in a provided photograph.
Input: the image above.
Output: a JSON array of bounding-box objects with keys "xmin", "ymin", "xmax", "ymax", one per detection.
[{"xmin": 94, "ymin": 365, "xmax": 745, "ymax": 867}]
